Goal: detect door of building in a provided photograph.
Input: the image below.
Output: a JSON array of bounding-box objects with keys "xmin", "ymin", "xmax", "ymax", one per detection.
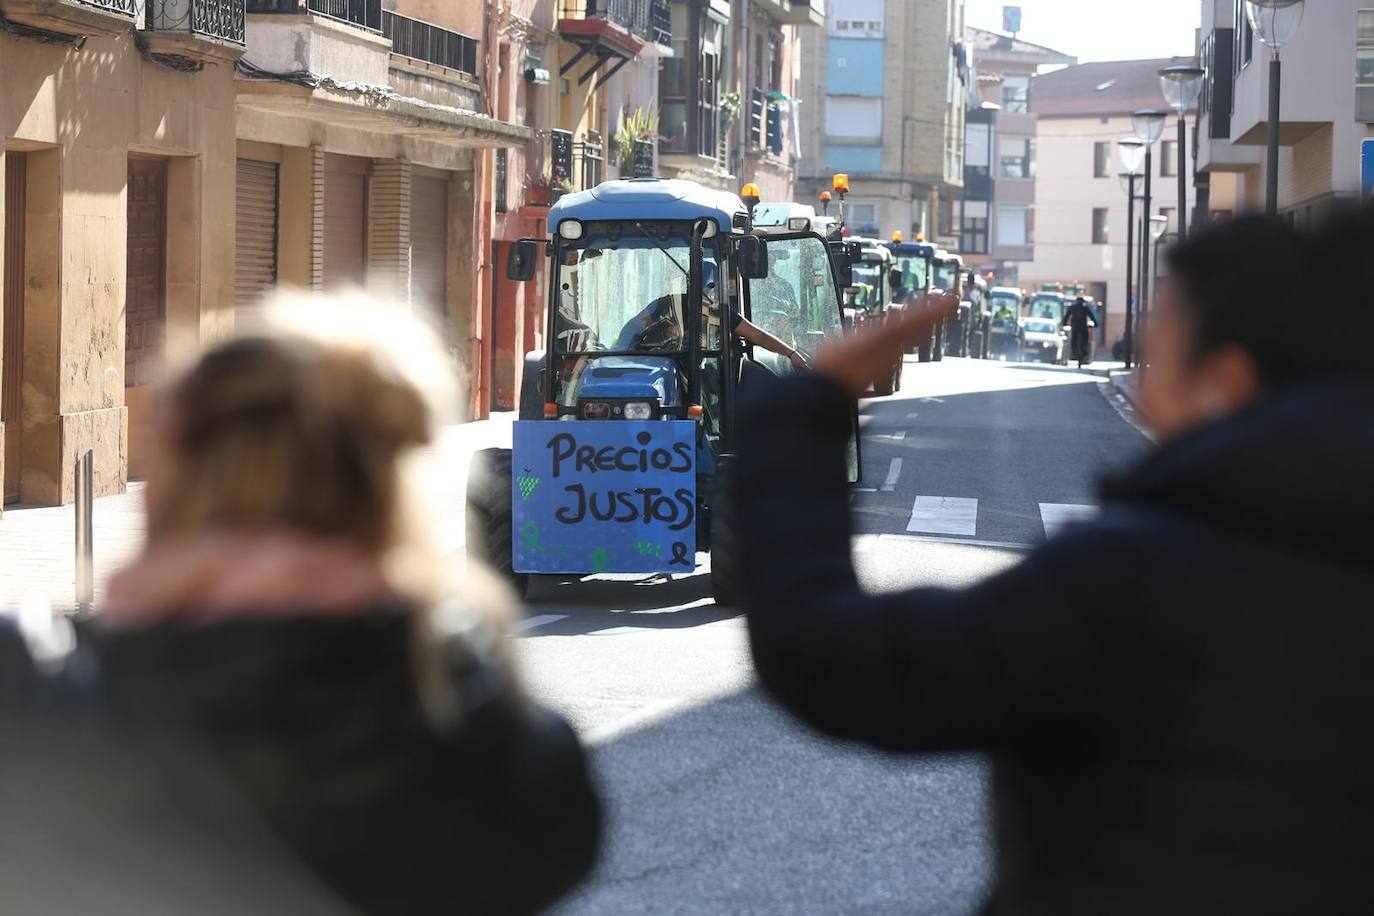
[
  {"xmin": 126, "ymin": 156, "xmax": 167, "ymax": 480},
  {"xmin": 235, "ymin": 158, "xmax": 279, "ymax": 312},
  {"xmin": 3, "ymin": 152, "xmax": 25, "ymax": 504},
  {"xmin": 410, "ymin": 174, "xmax": 448, "ymax": 324},
  {"xmin": 323, "ymin": 155, "xmax": 368, "ymax": 288}
]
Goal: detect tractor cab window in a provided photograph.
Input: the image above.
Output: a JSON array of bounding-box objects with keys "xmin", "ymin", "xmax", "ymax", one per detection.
[
  {"xmin": 555, "ymin": 229, "xmax": 695, "ymax": 354},
  {"xmin": 1028, "ymin": 294, "xmax": 1064, "ymax": 323},
  {"xmin": 935, "ymin": 261, "xmax": 959, "ymax": 291},
  {"xmin": 894, "ymin": 254, "xmax": 928, "ymax": 291},
  {"xmin": 746, "ymin": 235, "xmax": 844, "ymax": 375},
  {"xmin": 989, "ymin": 292, "xmax": 1020, "ymax": 321},
  {"xmin": 847, "ymin": 262, "xmax": 885, "ymax": 316}
]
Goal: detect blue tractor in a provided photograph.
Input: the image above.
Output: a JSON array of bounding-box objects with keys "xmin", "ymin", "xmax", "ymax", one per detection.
[
  {"xmin": 884, "ymin": 240, "xmax": 940, "ymax": 359},
  {"xmin": 465, "ymin": 179, "xmax": 854, "ymax": 604}
]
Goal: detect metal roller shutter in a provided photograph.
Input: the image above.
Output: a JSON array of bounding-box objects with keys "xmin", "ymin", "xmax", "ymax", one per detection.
[
  {"xmin": 410, "ymin": 174, "xmax": 448, "ymax": 321},
  {"xmin": 234, "ymin": 158, "xmax": 278, "ymax": 312},
  {"xmin": 324, "ymin": 159, "xmax": 368, "ymax": 288}
]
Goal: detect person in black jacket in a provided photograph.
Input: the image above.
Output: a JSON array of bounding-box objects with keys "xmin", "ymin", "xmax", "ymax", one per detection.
[
  {"xmin": 735, "ymin": 210, "xmax": 1374, "ymax": 915},
  {"xmin": 1061, "ymin": 296, "xmax": 1096, "ymax": 365},
  {"xmin": 1, "ymin": 293, "xmax": 600, "ymax": 915}
]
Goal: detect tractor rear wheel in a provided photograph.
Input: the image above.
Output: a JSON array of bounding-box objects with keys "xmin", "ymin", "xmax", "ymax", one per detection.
[{"xmin": 466, "ymin": 448, "xmax": 529, "ymax": 598}]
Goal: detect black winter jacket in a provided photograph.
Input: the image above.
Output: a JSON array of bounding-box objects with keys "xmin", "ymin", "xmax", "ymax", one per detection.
[
  {"xmin": 0, "ymin": 607, "xmax": 600, "ymax": 915},
  {"xmin": 737, "ymin": 374, "xmax": 1374, "ymax": 916}
]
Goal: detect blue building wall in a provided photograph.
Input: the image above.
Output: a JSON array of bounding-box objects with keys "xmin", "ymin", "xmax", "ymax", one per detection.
[
  {"xmin": 825, "ymin": 145, "xmax": 883, "ymax": 174},
  {"xmin": 826, "ymin": 38, "xmax": 885, "ymax": 97}
]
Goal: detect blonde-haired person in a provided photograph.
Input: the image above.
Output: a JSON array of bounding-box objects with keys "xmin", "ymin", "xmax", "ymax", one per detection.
[{"xmin": 2, "ymin": 293, "xmax": 600, "ymax": 914}]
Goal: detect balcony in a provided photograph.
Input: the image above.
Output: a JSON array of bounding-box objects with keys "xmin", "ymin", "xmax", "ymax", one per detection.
[
  {"xmin": 575, "ymin": 130, "xmax": 605, "ymax": 189},
  {"xmin": 523, "ymin": 129, "xmax": 575, "ymax": 209},
  {"xmin": 246, "ymin": 0, "xmax": 379, "ymax": 32},
  {"xmin": 752, "ymin": 0, "xmax": 824, "ymax": 27},
  {"xmin": 382, "ymin": 11, "xmax": 477, "ymax": 76},
  {"xmin": 1, "ymin": 0, "xmax": 135, "ymax": 39},
  {"xmin": 557, "ymin": 0, "xmax": 672, "ymax": 89},
  {"xmin": 142, "ymin": 0, "xmax": 246, "ymax": 63}
]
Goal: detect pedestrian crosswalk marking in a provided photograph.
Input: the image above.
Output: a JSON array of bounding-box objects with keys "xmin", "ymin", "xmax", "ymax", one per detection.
[
  {"xmin": 906, "ymin": 496, "xmax": 978, "ymax": 537},
  {"xmin": 1038, "ymin": 503, "xmax": 1099, "ymax": 539},
  {"xmin": 882, "ymin": 458, "xmax": 902, "ymax": 492}
]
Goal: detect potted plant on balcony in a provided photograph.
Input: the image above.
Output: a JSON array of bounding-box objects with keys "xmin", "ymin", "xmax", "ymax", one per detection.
[
  {"xmin": 610, "ymin": 107, "xmax": 660, "ymax": 176},
  {"xmin": 526, "ymin": 177, "xmax": 556, "ymax": 208}
]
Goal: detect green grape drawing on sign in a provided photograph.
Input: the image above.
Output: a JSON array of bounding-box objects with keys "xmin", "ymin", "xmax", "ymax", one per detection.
[{"xmin": 517, "ymin": 475, "xmax": 541, "ymax": 502}]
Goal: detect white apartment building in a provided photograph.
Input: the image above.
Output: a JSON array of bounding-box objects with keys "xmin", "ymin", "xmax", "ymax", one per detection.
[
  {"xmin": 1020, "ymin": 59, "xmax": 1188, "ymax": 347},
  {"xmin": 1195, "ymin": 0, "xmax": 1374, "ymax": 222}
]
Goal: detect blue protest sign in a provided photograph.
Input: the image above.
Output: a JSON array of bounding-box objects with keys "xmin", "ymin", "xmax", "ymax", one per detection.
[
  {"xmin": 511, "ymin": 420, "xmax": 698, "ymax": 574},
  {"xmin": 1363, "ymin": 139, "xmax": 1374, "ymax": 199}
]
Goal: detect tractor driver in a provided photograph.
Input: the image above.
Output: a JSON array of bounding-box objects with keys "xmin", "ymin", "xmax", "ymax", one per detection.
[
  {"xmin": 614, "ymin": 263, "xmax": 809, "ymax": 370},
  {"xmin": 701, "ymin": 262, "xmax": 809, "ymax": 371}
]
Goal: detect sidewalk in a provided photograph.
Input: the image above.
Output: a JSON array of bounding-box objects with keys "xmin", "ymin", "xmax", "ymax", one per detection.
[{"xmin": 0, "ymin": 413, "xmax": 516, "ymax": 613}]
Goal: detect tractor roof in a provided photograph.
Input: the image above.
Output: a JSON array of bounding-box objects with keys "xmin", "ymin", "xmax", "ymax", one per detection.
[
  {"xmin": 883, "ymin": 241, "xmax": 938, "ymax": 257},
  {"xmin": 550, "ymin": 179, "xmax": 748, "ymax": 234}
]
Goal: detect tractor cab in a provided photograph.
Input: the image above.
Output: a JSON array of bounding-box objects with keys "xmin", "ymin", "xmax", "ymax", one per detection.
[
  {"xmin": 472, "ymin": 178, "xmax": 853, "ymax": 603},
  {"xmin": 841, "ymin": 239, "xmax": 896, "ymax": 330}
]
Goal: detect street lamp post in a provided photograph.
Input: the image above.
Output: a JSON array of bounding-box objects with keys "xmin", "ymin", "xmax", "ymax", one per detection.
[
  {"xmin": 1141, "ymin": 216, "xmax": 1170, "ymax": 372},
  {"xmin": 1159, "ymin": 64, "xmax": 1205, "ymax": 238},
  {"xmin": 1245, "ymin": 0, "xmax": 1305, "ymax": 215},
  {"xmin": 1131, "ymin": 109, "xmax": 1168, "ymax": 358},
  {"xmin": 1117, "ymin": 138, "xmax": 1146, "ymax": 368}
]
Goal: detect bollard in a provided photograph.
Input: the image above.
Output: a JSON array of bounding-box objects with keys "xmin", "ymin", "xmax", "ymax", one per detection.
[{"xmin": 74, "ymin": 449, "xmax": 94, "ymax": 615}]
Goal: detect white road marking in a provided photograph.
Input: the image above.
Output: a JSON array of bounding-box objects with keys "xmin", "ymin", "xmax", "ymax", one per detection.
[
  {"xmin": 906, "ymin": 412, "xmax": 920, "ymax": 419},
  {"xmin": 583, "ymin": 697, "xmax": 707, "ymax": 745},
  {"xmin": 906, "ymin": 496, "xmax": 978, "ymax": 536},
  {"xmin": 512, "ymin": 613, "xmax": 567, "ymax": 634},
  {"xmin": 853, "ymin": 487, "xmax": 878, "ymax": 493},
  {"xmin": 876, "ymin": 533, "xmax": 1034, "ymax": 551},
  {"xmin": 867, "ymin": 430, "xmax": 906, "ymax": 441},
  {"xmin": 882, "ymin": 458, "xmax": 902, "ymax": 492},
  {"xmin": 1039, "ymin": 503, "xmax": 1099, "ymax": 539}
]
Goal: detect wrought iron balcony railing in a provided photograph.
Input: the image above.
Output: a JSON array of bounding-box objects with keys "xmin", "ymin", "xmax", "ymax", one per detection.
[
  {"xmin": 576, "ymin": 130, "xmax": 604, "ymax": 190},
  {"xmin": 632, "ymin": 138, "xmax": 654, "ymax": 178},
  {"xmin": 246, "ymin": 0, "xmax": 379, "ymax": 32},
  {"xmin": 558, "ymin": 0, "xmax": 671, "ymax": 47},
  {"xmin": 78, "ymin": 0, "xmax": 137, "ymax": 14},
  {"xmin": 523, "ymin": 128, "xmax": 575, "ymax": 207},
  {"xmin": 382, "ymin": 11, "xmax": 477, "ymax": 76},
  {"xmin": 146, "ymin": 0, "xmax": 246, "ymax": 44}
]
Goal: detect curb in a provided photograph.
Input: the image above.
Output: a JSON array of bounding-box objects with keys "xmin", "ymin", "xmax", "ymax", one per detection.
[{"xmin": 1108, "ymin": 369, "xmax": 1140, "ymax": 409}]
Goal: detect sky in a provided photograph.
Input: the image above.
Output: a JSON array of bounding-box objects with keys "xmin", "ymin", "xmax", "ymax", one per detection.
[{"xmin": 964, "ymin": 0, "xmax": 1200, "ymax": 63}]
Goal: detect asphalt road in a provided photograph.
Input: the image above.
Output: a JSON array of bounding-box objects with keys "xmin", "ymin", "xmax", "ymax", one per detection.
[{"xmin": 511, "ymin": 356, "xmax": 1149, "ymax": 915}]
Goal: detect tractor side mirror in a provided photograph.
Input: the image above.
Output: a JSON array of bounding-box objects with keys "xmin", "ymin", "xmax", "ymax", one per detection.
[
  {"xmin": 833, "ymin": 254, "xmax": 854, "ymax": 289},
  {"xmin": 889, "ymin": 268, "xmax": 902, "ymax": 290},
  {"xmin": 507, "ymin": 239, "xmax": 540, "ymax": 282},
  {"xmin": 737, "ymin": 235, "xmax": 769, "ymax": 279}
]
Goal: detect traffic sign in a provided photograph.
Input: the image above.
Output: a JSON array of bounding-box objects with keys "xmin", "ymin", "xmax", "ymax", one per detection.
[
  {"xmin": 1362, "ymin": 139, "xmax": 1374, "ymax": 198},
  {"xmin": 1003, "ymin": 5, "xmax": 1022, "ymax": 35}
]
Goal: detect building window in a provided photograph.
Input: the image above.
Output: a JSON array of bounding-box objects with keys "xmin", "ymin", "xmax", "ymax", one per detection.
[
  {"xmin": 959, "ymin": 200, "xmax": 989, "ymax": 254},
  {"xmin": 826, "ymin": 97, "xmax": 882, "ymax": 138},
  {"xmin": 999, "ymin": 137, "xmax": 1034, "ymax": 179},
  {"xmin": 1234, "ymin": 0, "xmax": 1253, "ymax": 72},
  {"xmin": 494, "ymin": 148, "xmax": 507, "ymax": 213},
  {"xmin": 1001, "ymin": 73, "xmax": 1030, "ymax": 113},
  {"xmin": 1093, "ymin": 141, "xmax": 1111, "ymax": 178},
  {"xmin": 1091, "ymin": 207, "xmax": 1109, "ymax": 244},
  {"xmin": 997, "ymin": 204, "xmax": 1031, "ymax": 247},
  {"xmin": 658, "ymin": 14, "xmax": 721, "ymax": 159},
  {"xmin": 1358, "ymin": 10, "xmax": 1374, "ymax": 121},
  {"xmin": 847, "ymin": 202, "xmax": 879, "ymax": 234},
  {"xmin": 1161, "ymin": 140, "xmax": 1179, "ymax": 177}
]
